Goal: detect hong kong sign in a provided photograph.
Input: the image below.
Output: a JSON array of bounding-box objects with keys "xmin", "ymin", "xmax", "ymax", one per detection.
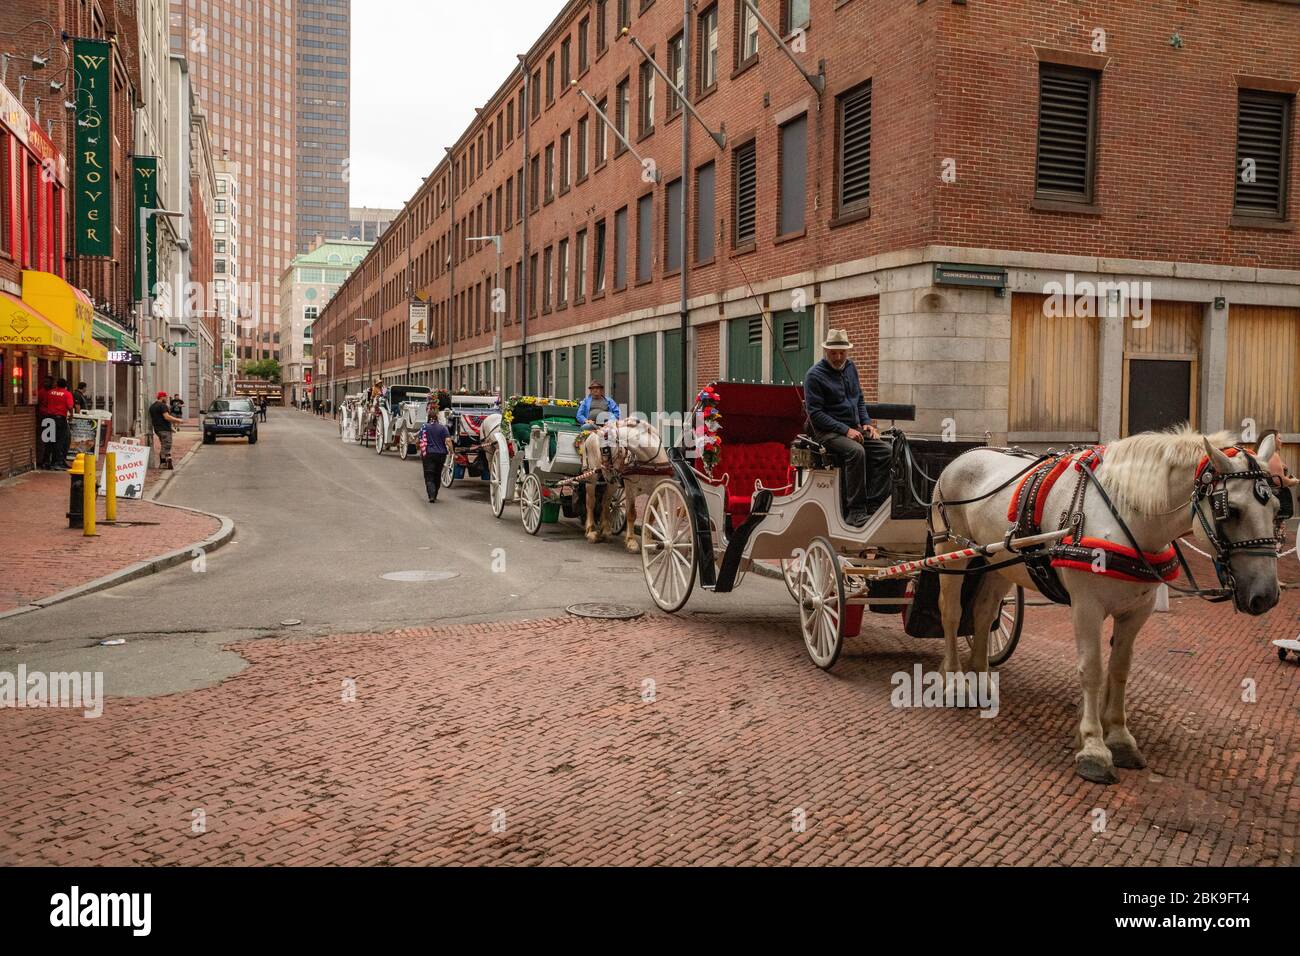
[
  {"xmin": 73, "ymin": 38, "xmax": 113, "ymax": 257},
  {"xmin": 133, "ymin": 157, "xmax": 159, "ymax": 300}
]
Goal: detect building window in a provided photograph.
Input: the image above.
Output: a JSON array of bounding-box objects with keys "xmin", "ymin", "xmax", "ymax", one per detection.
[
  {"xmin": 667, "ymin": 32, "xmax": 685, "ymax": 116},
  {"xmin": 545, "ymin": 143, "xmax": 556, "ymax": 201},
  {"xmin": 733, "ymin": 139, "xmax": 757, "ymax": 246},
  {"xmin": 637, "ymin": 192, "xmax": 654, "ymax": 283},
  {"xmin": 665, "ymin": 177, "xmax": 683, "ymax": 272},
  {"xmin": 836, "ymin": 80, "xmax": 872, "ymax": 217},
  {"xmin": 544, "ymin": 246, "xmax": 556, "ymax": 312},
  {"xmin": 561, "ymin": 37, "xmax": 572, "ymax": 88},
  {"xmin": 530, "ymin": 153, "xmax": 541, "ymax": 209},
  {"xmin": 695, "ymin": 161, "xmax": 716, "ymax": 262},
  {"xmin": 546, "ymin": 53, "xmax": 556, "ymax": 105},
  {"xmin": 597, "ymin": 0, "xmax": 609, "ymax": 53},
  {"xmin": 577, "ymin": 116, "xmax": 590, "ymax": 180},
  {"xmin": 1035, "ymin": 64, "xmax": 1099, "ymax": 204},
  {"xmin": 529, "ymin": 252, "xmax": 539, "ymax": 316},
  {"xmin": 778, "ymin": 113, "xmax": 808, "ymax": 235},
  {"xmin": 531, "ymin": 69, "xmax": 542, "ymax": 119},
  {"xmin": 560, "ymin": 130, "xmax": 572, "ymax": 192},
  {"xmin": 736, "ymin": 0, "xmax": 759, "ymax": 69},
  {"xmin": 638, "ymin": 60, "xmax": 656, "ymax": 138},
  {"xmin": 783, "ymin": 0, "xmax": 810, "ymax": 34},
  {"xmin": 618, "ymin": 0, "xmax": 631, "ymax": 30},
  {"xmin": 613, "ymin": 206, "xmax": 629, "ymax": 290},
  {"xmin": 578, "ymin": 17, "xmax": 590, "ymax": 74},
  {"xmin": 575, "ymin": 229, "xmax": 588, "ymax": 301},
  {"xmin": 616, "ymin": 79, "xmax": 631, "ymax": 152},
  {"xmin": 594, "ymin": 218, "xmax": 608, "ymax": 294},
  {"xmin": 557, "ymin": 237, "xmax": 570, "ymax": 307},
  {"xmin": 698, "ymin": 4, "xmax": 719, "ymax": 92},
  {"xmin": 1235, "ymin": 89, "xmax": 1292, "ymax": 220}
]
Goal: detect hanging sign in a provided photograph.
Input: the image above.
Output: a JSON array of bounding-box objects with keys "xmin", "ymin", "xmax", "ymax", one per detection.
[
  {"xmin": 409, "ymin": 299, "xmax": 429, "ymax": 345},
  {"xmin": 73, "ymin": 38, "xmax": 113, "ymax": 257},
  {"xmin": 344, "ymin": 342, "xmax": 356, "ymax": 368},
  {"xmin": 133, "ymin": 157, "xmax": 159, "ymax": 300}
]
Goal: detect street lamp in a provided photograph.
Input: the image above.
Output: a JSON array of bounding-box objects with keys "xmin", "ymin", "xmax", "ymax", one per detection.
[
  {"xmin": 138, "ymin": 207, "xmax": 183, "ymax": 460},
  {"xmin": 467, "ymin": 235, "xmax": 503, "ymax": 398},
  {"xmin": 319, "ymin": 343, "xmax": 337, "ymax": 416}
]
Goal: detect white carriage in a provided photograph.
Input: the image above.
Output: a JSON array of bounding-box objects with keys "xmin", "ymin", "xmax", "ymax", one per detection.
[
  {"xmin": 639, "ymin": 382, "xmax": 1025, "ymax": 670},
  {"xmin": 439, "ymin": 393, "xmax": 503, "ymax": 488},
  {"xmin": 370, "ymin": 384, "xmax": 432, "ymax": 456},
  {"xmin": 339, "ymin": 393, "xmax": 366, "ymax": 444}
]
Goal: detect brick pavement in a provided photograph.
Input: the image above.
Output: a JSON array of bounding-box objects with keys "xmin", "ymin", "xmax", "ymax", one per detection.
[
  {"xmin": 0, "ymin": 454, "xmax": 220, "ymax": 613},
  {"xmin": 1, "ymin": 583, "xmax": 1295, "ymax": 865}
]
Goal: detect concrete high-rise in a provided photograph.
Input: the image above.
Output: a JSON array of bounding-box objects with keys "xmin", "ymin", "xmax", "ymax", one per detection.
[
  {"xmin": 168, "ymin": 0, "xmax": 317, "ymax": 365},
  {"xmin": 294, "ymin": 0, "xmax": 351, "ymax": 253}
]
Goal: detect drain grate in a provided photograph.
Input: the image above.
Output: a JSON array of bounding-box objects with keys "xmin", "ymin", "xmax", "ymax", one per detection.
[
  {"xmin": 381, "ymin": 570, "xmax": 460, "ymax": 582},
  {"xmin": 566, "ymin": 603, "xmax": 644, "ymax": 620}
]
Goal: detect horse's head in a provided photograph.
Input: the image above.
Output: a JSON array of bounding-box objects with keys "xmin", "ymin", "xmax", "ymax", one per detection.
[{"xmin": 1193, "ymin": 435, "xmax": 1283, "ymax": 615}]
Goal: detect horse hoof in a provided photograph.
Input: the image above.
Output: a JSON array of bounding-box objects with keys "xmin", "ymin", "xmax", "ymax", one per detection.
[
  {"xmin": 625, "ymin": 539, "xmax": 640, "ymax": 554},
  {"xmin": 1076, "ymin": 754, "xmax": 1119, "ymax": 785},
  {"xmin": 585, "ymin": 533, "xmax": 598, "ymax": 544},
  {"xmin": 1109, "ymin": 742, "xmax": 1147, "ymax": 770}
]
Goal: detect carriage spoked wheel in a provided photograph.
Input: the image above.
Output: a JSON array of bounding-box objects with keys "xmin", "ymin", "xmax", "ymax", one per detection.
[
  {"xmin": 779, "ymin": 558, "xmax": 800, "ymax": 601},
  {"xmin": 963, "ymin": 586, "xmax": 1025, "ymax": 666},
  {"xmin": 641, "ymin": 482, "xmax": 696, "ymax": 613},
  {"xmin": 489, "ymin": 436, "xmax": 511, "ymax": 518},
  {"xmin": 398, "ymin": 428, "xmax": 411, "ymax": 461},
  {"xmin": 441, "ymin": 456, "xmax": 455, "ymax": 488},
  {"xmin": 607, "ymin": 482, "xmax": 627, "ymax": 536},
  {"xmin": 520, "ymin": 473, "xmax": 543, "ymax": 535},
  {"xmin": 798, "ymin": 537, "xmax": 847, "ymax": 670}
]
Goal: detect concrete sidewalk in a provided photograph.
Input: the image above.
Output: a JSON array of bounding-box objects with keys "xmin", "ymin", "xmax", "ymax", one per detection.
[{"xmin": 0, "ymin": 439, "xmax": 230, "ymax": 616}]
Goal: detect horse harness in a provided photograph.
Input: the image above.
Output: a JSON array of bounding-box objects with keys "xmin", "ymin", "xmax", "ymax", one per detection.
[{"xmin": 1187, "ymin": 446, "xmax": 1288, "ymax": 599}]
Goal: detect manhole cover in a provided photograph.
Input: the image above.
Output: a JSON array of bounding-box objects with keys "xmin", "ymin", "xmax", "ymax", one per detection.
[
  {"xmin": 381, "ymin": 570, "xmax": 460, "ymax": 582},
  {"xmin": 566, "ymin": 603, "xmax": 644, "ymax": 620}
]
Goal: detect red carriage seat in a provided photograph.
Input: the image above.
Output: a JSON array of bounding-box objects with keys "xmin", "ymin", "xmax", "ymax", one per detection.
[{"xmin": 715, "ymin": 441, "xmax": 795, "ymax": 523}]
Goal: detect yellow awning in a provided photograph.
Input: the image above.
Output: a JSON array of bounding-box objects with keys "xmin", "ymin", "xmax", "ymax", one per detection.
[{"xmin": 18, "ymin": 271, "xmax": 107, "ymax": 362}]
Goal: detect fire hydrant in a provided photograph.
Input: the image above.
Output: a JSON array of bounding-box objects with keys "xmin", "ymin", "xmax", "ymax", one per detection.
[{"xmin": 66, "ymin": 453, "xmax": 86, "ymax": 528}]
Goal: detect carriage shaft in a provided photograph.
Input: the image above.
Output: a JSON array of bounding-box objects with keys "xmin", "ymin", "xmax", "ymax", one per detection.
[{"xmin": 847, "ymin": 529, "xmax": 1072, "ymax": 581}]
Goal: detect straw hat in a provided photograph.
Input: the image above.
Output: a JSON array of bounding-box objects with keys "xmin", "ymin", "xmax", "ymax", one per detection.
[{"xmin": 822, "ymin": 328, "xmax": 853, "ymax": 349}]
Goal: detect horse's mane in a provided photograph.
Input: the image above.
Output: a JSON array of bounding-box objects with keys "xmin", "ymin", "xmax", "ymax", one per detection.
[{"xmin": 1098, "ymin": 425, "xmax": 1237, "ymax": 515}]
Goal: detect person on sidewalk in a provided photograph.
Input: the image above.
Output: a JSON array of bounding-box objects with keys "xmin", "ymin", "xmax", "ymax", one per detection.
[
  {"xmin": 149, "ymin": 391, "xmax": 184, "ymax": 469},
  {"xmin": 170, "ymin": 394, "xmax": 185, "ymax": 419},
  {"xmin": 48, "ymin": 379, "xmax": 76, "ymax": 470},
  {"xmin": 803, "ymin": 329, "xmax": 892, "ymax": 526},
  {"xmin": 416, "ymin": 409, "xmax": 453, "ymax": 503},
  {"xmin": 35, "ymin": 376, "xmax": 58, "ymax": 469},
  {"xmin": 73, "ymin": 382, "xmax": 89, "ymax": 413}
]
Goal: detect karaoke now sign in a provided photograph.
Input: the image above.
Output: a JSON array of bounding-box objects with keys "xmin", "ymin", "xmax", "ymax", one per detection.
[{"xmin": 73, "ymin": 38, "xmax": 113, "ymax": 257}]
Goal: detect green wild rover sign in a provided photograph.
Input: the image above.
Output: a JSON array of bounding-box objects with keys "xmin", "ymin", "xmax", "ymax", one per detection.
[{"xmin": 73, "ymin": 38, "xmax": 112, "ymax": 257}]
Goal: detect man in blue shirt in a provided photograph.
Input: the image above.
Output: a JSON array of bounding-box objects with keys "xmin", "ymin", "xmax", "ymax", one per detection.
[
  {"xmin": 803, "ymin": 328, "xmax": 892, "ymax": 525},
  {"xmin": 576, "ymin": 380, "xmax": 621, "ymax": 426},
  {"xmin": 417, "ymin": 410, "xmax": 453, "ymax": 502}
]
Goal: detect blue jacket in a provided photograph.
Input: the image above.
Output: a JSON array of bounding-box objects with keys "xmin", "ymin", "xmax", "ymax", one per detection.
[
  {"xmin": 576, "ymin": 393, "xmax": 621, "ymax": 425},
  {"xmin": 803, "ymin": 358, "xmax": 871, "ymax": 435},
  {"xmin": 417, "ymin": 420, "xmax": 452, "ymax": 457}
]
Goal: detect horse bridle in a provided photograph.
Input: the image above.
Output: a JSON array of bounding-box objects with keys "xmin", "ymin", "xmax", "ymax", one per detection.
[{"xmin": 1189, "ymin": 446, "xmax": 1286, "ymax": 596}]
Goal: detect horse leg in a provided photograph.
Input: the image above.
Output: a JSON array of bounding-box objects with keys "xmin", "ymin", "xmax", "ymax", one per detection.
[
  {"xmin": 1102, "ymin": 595, "xmax": 1155, "ymax": 770},
  {"xmin": 936, "ymin": 544, "xmax": 968, "ymax": 679},
  {"xmin": 624, "ymin": 479, "xmax": 641, "ymax": 553},
  {"xmin": 583, "ymin": 469, "xmax": 599, "ymax": 543},
  {"xmin": 1071, "ymin": 596, "xmax": 1118, "ymax": 784},
  {"xmin": 965, "ymin": 574, "xmax": 1010, "ymax": 674}
]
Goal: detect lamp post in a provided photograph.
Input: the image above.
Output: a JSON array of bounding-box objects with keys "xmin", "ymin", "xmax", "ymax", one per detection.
[
  {"xmin": 319, "ymin": 343, "xmax": 336, "ymax": 415},
  {"xmin": 138, "ymin": 206, "xmax": 183, "ymax": 460},
  {"xmin": 467, "ymin": 235, "xmax": 503, "ymax": 397}
]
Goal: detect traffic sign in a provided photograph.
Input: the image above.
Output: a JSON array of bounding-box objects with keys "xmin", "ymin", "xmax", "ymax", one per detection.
[{"xmin": 175, "ymin": 341, "xmax": 197, "ymax": 348}]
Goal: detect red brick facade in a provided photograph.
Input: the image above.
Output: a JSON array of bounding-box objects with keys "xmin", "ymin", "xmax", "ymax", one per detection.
[
  {"xmin": 827, "ymin": 296, "xmax": 879, "ymax": 401},
  {"xmin": 308, "ymin": 1, "xmax": 1300, "ymax": 409}
]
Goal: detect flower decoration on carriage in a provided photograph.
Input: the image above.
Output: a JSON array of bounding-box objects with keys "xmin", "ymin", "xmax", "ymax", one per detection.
[
  {"xmin": 433, "ymin": 388, "xmax": 452, "ymax": 411},
  {"xmin": 573, "ymin": 424, "xmax": 599, "ymax": 453},
  {"xmin": 693, "ymin": 386, "xmax": 722, "ymax": 473},
  {"xmin": 504, "ymin": 395, "xmax": 579, "ymax": 427}
]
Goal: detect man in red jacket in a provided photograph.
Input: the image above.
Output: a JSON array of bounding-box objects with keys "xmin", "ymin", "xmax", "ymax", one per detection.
[{"xmin": 38, "ymin": 379, "xmax": 75, "ymax": 470}]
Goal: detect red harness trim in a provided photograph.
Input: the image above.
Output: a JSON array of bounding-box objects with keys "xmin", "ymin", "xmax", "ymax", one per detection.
[
  {"xmin": 1007, "ymin": 446, "xmax": 1106, "ymax": 523},
  {"xmin": 1051, "ymin": 535, "xmax": 1182, "ymax": 583},
  {"xmin": 1194, "ymin": 446, "xmax": 1241, "ymax": 481}
]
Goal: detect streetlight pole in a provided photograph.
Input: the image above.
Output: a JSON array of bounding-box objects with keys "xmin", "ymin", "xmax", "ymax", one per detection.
[
  {"xmin": 467, "ymin": 235, "xmax": 502, "ymax": 397},
  {"xmin": 138, "ymin": 206, "xmax": 183, "ymax": 461}
]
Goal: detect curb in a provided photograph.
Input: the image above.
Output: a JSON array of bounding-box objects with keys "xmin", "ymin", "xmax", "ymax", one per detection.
[
  {"xmin": 0, "ymin": 502, "xmax": 236, "ymax": 621},
  {"xmin": 146, "ymin": 430, "xmax": 203, "ymax": 502}
]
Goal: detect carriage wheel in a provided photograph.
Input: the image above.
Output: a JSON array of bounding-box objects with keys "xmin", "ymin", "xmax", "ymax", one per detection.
[
  {"xmin": 964, "ymin": 586, "xmax": 1025, "ymax": 666},
  {"xmin": 607, "ymin": 482, "xmax": 627, "ymax": 536},
  {"xmin": 641, "ymin": 482, "xmax": 696, "ymax": 613},
  {"xmin": 489, "ymin": 435, "xmax": 512, "ymax": 518},
  {"xmin": 441, "ymin": 456, "xmax": 455, "ymax": 488},
  {"xmin": 374, "ymin": 427, "xmax": 385, "ymax": 454},
  {"xmin": 779, "ymin": 558, "xmax": 800, "ymax": 602},
  {"xmin": 520, "ymin": 473, "xmax": 543, "ymax": 535},
  {"xmin": 798, "ymin": 537, "xmax": 846, "ymax": 670},
  {"xmin": 398, "ymin": 429, "xmax": 410, "ymax": 461}
]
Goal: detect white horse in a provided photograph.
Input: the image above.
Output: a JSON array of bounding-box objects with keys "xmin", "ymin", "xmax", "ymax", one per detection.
[
  {"xmin": 932, "ymin": 427, "xmax": 1283, "ymax": 784},
  {"xmin": 579, "ymin": 419, "xmax": 671, "ymax": 551}
]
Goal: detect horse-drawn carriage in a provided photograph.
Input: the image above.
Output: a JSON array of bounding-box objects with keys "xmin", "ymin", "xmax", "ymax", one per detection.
[
  {"xmin": 639, "ymin": 381, "xmax": 1025, "ymax": 670},
  {"xmin": 368, "ymin": 384, "xmax": 432, "ymax": 457},
  {"xmin": 440, "ymin": 393, "xmax": 503, "ymax": 488},
  {"xmin": 510, "ymin": 405, "xmax": 627, "ymax": 536},
  {"xmin": 339, "ymin": 393, "xmax": 366, "ymax": 444}
]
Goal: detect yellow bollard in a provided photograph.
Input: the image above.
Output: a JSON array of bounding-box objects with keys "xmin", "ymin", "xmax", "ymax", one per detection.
[
  {"xmin": 104, "ymin": 452, "xmax": 117, "ymax": 522},
  {"xmin": 83, "ymin": 454, "xmax": 97, "ymax": 537}
]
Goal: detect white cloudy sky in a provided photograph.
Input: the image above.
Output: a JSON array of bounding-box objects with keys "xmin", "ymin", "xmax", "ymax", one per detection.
[{"xmin": 350, "ymin": 0, "xmax": 561, "ymax": 209}]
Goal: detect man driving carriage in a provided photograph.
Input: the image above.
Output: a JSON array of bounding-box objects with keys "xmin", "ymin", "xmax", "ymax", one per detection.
[
  {"xmin": 576, "ymin": 380, "xmax": 621, "ymax": 427},
  {"xmin": 803, "ymin": 328, "xmax": 892, "ymax": 526}
]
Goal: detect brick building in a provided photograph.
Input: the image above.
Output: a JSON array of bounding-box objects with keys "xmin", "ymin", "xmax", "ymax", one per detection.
[{"xmin": 315, "ymin": 0, "xmax": 1299, "ymax": 466}]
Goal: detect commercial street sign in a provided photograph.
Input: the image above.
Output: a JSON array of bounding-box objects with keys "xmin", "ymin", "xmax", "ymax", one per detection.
[
  {"xmin": 73, "ymin": 39, "xmax": 113, "ymax": 257},
  {"xmin": 175, "ymin": 341, "xmax": 197, "ymax": 348}
]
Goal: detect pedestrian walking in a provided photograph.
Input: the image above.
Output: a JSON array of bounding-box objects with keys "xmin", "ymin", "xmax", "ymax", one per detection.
[
  {"xmin": 170, "ymin": 394, "xmax": 185, "ymax": 418},
  {"xmin": 416, "ymin": 409, "xmax": 452, "ymax": 503},
  {"xmin": 72, "ymin": 382, "xmax": 88, "ymax": 413},
  {"xmin": 149, "ymin": 390, "xmax": 184, "ymax": 469},
  {"xmin": 257, "ymin": 396, "xmax": 268, "ymax": 422},
  {"xmin": 37, "ymin": 378, "xmax": 74, "ymax": 469}
]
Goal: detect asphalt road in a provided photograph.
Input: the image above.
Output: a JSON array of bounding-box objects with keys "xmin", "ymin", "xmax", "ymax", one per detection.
[{"xmin": 0, "ymin": 408, "xmax": 793, "ymax": 696}]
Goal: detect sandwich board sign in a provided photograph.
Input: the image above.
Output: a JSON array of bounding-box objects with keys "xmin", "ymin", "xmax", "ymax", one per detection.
[{"xmin": 97, "ymin": 439, "xmax": 150, "ymax": 500}]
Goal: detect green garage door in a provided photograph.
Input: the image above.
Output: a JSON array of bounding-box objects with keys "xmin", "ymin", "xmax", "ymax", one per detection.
[
  {"xmin": 556, "ymin": 348, "xmax": 570, "ymax": 399},
  {"xmin": 571, "ymin": 344, "xmax": 586, "ymax": 398},
  {"xmin": 771, "ymin": 309, "xmax": 813, "ymax": 385},
  {"xmin": 526, "ymin": 353, "xmax": 537, "ymax": 395},
  {"xmin": 663, "ymin": 328, "xmax": 685, "ymax": 413},
  {"xmin": 728, "ymin": 315, "xmax": 763, "ymax": 382},
  {"xmin": 590, "ymin": 340, "xmax": 604, "ymax": 391},
  {"xmin": 635, "ymin": 332, "xmax": 657, "ymax": 419},
  {"xmin": 611, "ymin": 337, "xmax": 630, "ymax": 412}
]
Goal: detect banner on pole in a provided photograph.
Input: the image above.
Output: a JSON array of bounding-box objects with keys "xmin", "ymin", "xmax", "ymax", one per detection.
[
  {"xmin": 344, "ymin": 342, "xmax": 356, "ymax": 368},
  {"xmin": 132, "ymin": 157, "xmax": 159, "ymax": 300},
  {"xmin": 73, "ymin": 39, "xmax": 113, "ymax": 257},
  {"xmin": 409, "ymin": 299, "xmax": 429, "ymax": 345}
]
